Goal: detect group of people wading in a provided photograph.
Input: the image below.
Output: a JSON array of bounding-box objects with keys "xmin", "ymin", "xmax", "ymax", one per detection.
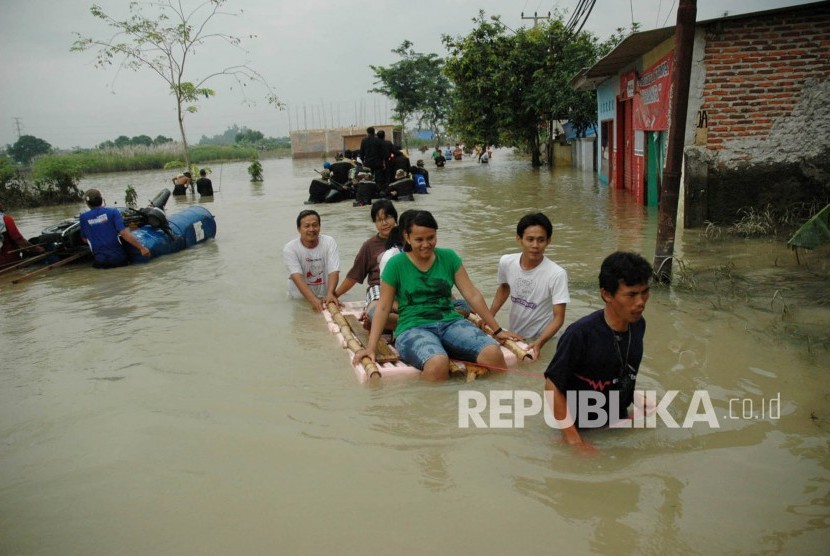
[
  {"xmin": 283, "ymin": 198, "xmax": 654, "ymax": 453},
  {"xmin": 306, "ymin": 127, "xmax": 431, "ymax": 206}
]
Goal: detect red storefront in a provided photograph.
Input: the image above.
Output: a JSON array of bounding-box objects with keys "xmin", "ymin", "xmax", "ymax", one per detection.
[{"xmin": 614, "ymin": 51, "xmax": 674, "ymax": 205}]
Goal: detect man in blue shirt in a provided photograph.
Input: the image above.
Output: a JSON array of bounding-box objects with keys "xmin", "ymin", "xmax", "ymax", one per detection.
[{"xmin": 79, "ymin": 189, "xmax": 150, "ymax": 268}]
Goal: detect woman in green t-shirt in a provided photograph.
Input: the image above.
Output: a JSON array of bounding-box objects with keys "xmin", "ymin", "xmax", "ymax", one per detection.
[{"xmin": 353, "ymin": 210, "xmax": 521, "ymax": 381}]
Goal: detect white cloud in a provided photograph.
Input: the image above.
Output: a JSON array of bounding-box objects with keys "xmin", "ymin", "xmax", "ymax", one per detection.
[{"xmin": 0, "ymin": 0, "xmax": 814, "ymax": 149}]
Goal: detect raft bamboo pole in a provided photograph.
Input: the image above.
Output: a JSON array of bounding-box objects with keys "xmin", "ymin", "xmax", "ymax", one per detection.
[
  {"xmin": 0, "ymin": 251, "xmax": 54, "ymax": 276},
  {"xmin": 326, "ymin": 302, "xmax": 381, "ymax": 378},
  {"xmin": 11, "ymin": 250, "xmax": 90, "ymax": 284},
  {"xmin": 7, "ymin": 244, "xmax": 43, "ymax": 254},
  {"xmin": 466, "ymin": 313, "xmax": 532, "ymax": 361}
]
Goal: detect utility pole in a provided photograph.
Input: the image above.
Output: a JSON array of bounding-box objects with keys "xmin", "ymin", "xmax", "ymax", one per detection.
[
  {"xmin": 521, "ymin": 11, "xmax": 551, "ymax": 27},
  {"xmin": 13, "ymin": 117, "xmax": 23, "ymax": 139},
  {"xmin": 653, "ymin": 0, "xmax": 697, "ymax": 283}
]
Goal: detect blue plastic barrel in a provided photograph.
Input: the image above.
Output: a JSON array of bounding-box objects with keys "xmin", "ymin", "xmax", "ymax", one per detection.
[{"xmin": 127, "ymin": 206, "xmax": 216, "ymax": 263}]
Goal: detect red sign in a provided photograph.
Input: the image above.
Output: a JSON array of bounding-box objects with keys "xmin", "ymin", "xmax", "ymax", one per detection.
[
  {"xmin": 619, "ymin": 71, "xmax": 637, "ymax": 100},
  {"xmin": 633, "ymin": 51, "xmax": 673, "ymax": 130}
]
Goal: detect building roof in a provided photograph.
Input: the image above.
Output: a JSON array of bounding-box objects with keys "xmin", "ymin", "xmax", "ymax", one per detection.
[
  {"xmin": 570, "ymin": 1, "xmax": 827, "ymax": 91},
  {"xmin": 571, "ymin": 26, "xmax": 674, "ymax": 91}
]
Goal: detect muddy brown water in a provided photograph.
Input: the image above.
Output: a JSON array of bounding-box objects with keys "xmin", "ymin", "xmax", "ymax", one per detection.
[{"xmin": 2, "ymin": 151, "xmax": 828, "ymax": 554}]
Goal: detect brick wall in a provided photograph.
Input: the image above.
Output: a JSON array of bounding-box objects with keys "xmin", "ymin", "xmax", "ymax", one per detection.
[
  {"xmin": 684, "ymin": 3, "xmax": 830, "ymax": 226},
  {"xmin": 701, "ymin": 3, "xmax": 830, "ymax": 163}
]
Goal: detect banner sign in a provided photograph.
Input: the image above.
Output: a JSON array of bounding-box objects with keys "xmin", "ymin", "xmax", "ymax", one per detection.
[{"xmin": 634, "ymin": 51, "xmax": 673, "ymax": 130}]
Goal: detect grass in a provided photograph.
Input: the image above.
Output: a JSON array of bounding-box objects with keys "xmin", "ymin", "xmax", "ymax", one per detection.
[
  {"xmin": 703, "ymin": 202, "xmax": 827, "ymax": 241},
  {"xmin": 35, "ymin": 144, "xmax": 291, "ymax": 175}
]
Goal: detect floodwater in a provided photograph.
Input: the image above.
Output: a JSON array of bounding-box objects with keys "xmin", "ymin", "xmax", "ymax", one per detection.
[{"xmin": 1, "ymin": 151, "xmax": 829, "ymax": 554}]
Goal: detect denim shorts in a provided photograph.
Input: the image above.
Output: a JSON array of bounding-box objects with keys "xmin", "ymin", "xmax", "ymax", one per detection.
[{"xmin": 395, "ymin": 318, "xmax": 498, "ymax": 370}]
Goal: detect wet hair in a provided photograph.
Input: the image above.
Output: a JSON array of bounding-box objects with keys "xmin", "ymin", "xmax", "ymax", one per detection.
[
  {"xmin": 404, "ymin": 210, "xmax": 438, "ymax": 235},
  {"xmin": 183, "ymin": 172, "xmax": 192, "ymax": 178},
  {"xmin": 517, "ymin": 213, "xmax": 553, "ymax": 239},
  {"xmin": 385, "ymin": 209, "xmax": 419, "ymax": 251},
  {"xmin": 370, "ymin": 199, "xmax": 398, "ymax": 223},
  {"xmin": 599, "ymin": 252, "xmax": 653, "ymax": 294},
  {"xmin": 84, "ymin": 188, "xmax": 103, "ymax": 208},
  {"xmin": 296, "ymin": 209, "xmax": 320, "ymax": 228}
]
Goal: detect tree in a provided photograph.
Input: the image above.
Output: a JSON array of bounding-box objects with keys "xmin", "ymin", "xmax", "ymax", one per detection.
[
  {"xmin": 114, "ymin": 135, "xmax": 131, "ymax": 149},
  {"xmin": 153, "ymin": 135, "xmax": 173, "ymax": 145},
  {"xmin": 131, "ymin": 134, "xmax": 153, "ymax": 147},
  {"xmin": 443, "ymin": 14, "xmax": 511, "ymax": 153},
  {"xmin": 72, "ymin": 0, "xmax": 283, "ymax": 169},
  {"xmin": 370, "ymin": 41, "xmax": 452, "ymax": 149},
  {"xmin": 235, "ymin": 129, "xmax": 264, "ymax": 144},
  {"xmin": 8, "ymin": 135, "xmax": 52, "ymax": 165},
  {"xmin": 199, "ymin": 124, "xmax": 242, "ymax": 145},
  {"xmin": 443, "ymin": 12, "xmax": 606, "ymax": 166}
]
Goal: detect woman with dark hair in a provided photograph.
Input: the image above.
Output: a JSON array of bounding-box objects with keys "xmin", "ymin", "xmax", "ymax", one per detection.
[
  {"xmin": 335, "ymin": 200, "xmax": 397, "ymax": 318},
  {"xmin": 353, "ymin": 210, "xmax": 521, "ymax": 381}
]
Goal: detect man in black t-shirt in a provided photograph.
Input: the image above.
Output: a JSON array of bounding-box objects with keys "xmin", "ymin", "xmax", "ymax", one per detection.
[
  {"xmin": 544, "ymin": 251, "xmax": 652, "ymax": 451},
  {"xmin": 196, "ymin": 169, "xmax": 213, "ymax": 196}
]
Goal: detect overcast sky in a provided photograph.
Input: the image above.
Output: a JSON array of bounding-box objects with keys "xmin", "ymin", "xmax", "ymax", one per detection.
[{"xmin": 0, "ymin": 0, "xmax": 815, "ymax": 149}]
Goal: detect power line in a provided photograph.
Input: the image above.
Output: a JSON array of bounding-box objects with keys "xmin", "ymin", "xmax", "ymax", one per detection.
[
  {"xmin": 12, "ymin": 117, "xmax": 23, "ymax": 139},
  {"xmin": 565, "ymin": 0, "xmax": 597, "ymax": 35},
  {"xmin": 663, "ymin": 0, "xmax": 678, "ymax": 27},
  {"xmin": 521, "ymin": 10, "xmax": 551, "ymax": 27}
]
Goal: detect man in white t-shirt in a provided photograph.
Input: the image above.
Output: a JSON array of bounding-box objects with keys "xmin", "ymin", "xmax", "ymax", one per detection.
[
  {"xmin": 490, "ymin": 213, "xmax": 569, "ymax": 360},
  {"xmin": 283, "ymin": 209, "xmax": 341, "ymax": 312}
]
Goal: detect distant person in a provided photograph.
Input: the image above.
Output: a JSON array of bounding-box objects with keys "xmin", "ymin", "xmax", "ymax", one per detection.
[
  {"xmin": 433, "ymin": 147, "xmax": 446, "ymax": 167},
  {"xmin": 79, "ymin": 188, "xmax": 150, "ymax": 268},
  {"xmin": 0, "ymin": 197, "xmax": 45, "ymax": 266},
  {"xmin": 328, "ymin": 156, "xmax": 355, "ymax": 187},
  {"xmin": 283, "ymin": 209, "xmax": 340, "ymax": 312},
  {"xmin": 376, "ymin": 130, "xmax": 403, "ymax": 187},
  {"xmin": 544, "ymin": 251, "xmax": 652, "ymax": 451},
  {"xmin": 490, "ymin": 213, "xmax": 569, "ymax": 360},
  {"xmin": 353, "ymin": 171, "xmax": 379, "ymax": 207},
  {"xmin": 359, "ymin": 127, "xmax": 385, "ymax": 187},
  {"xmin": 172, "ymin": 172, "xmax": 192, "ymax": 195},
  {"xmin": 410, "ymin": 160, "xmax": 430, "ymax": 194},
  {"xmin": 195, "ymin": 169, "xmax": 213, "ymax": 196},
  {"xmin": 385, "ymin": 169, "xmax": 414, "ymax": 201}
]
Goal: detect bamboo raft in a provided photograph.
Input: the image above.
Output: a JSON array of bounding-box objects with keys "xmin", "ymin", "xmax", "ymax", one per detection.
[{"xmin": 322, "ymin": 301, "xmax": 530, "ymax": 383}]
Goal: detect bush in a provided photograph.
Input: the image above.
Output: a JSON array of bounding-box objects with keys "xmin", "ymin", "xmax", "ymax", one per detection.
[{"xmin": 30, "ymin": 156, "xmax": 85, "ymax": 204}]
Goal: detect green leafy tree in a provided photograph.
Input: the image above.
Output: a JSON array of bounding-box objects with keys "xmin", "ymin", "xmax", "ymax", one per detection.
[
  {"xmin": 7, "ymin": 135, "xmax": 52, "ymax": 165},
  {"xmin": 97, "ymin": 139, "xmax": 115, "ymax": 149},
  {"xmin": 442, "ymin": 14, "xmax": 508, "ymax": 153},
  {"xmin": 131, "ymin": 134, "xmax": 153, "ymax": 147},
  {"xmin": 370, "ymin": 41, "xmax": 452, "ymax": 149},
  {"xmin": 235, "ymin": 129, "xmax": 264, "ymax": 144},
  {"xmin": 72, "ymin": 0, "xmax": 283, "ymax": 169},
  {"xmin": 153, "ymin": 135, "xmax": 173, "ymax": 145},
  {"xmin": 31, "ymin": 156, "xmax": 85, "ymax": 204},
  {"xmin": 443, "ymin": 12, "xmax": 606, "ymax": 166},
  {"xmin": 114, "ymin": 135, "xmax": 131, "ymax": 149},
  {"xmin": 199, "ymin": 124, "xmax": 243, "ymax": 145}
]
